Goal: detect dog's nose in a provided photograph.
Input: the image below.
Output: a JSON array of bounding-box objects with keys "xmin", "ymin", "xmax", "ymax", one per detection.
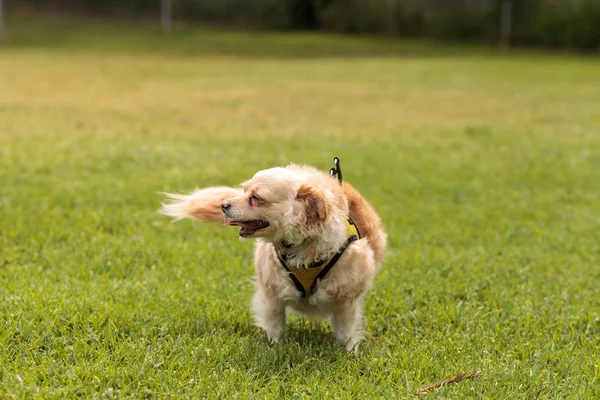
[{"xmin": 221, "ymin": 200, "xmax": 231, "ymax": 212}]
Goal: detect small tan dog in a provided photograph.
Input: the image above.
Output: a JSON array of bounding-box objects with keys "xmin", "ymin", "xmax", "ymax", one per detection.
[{"xmin": 161, "ymin": 160, "xmax": 386, "ymax": 351}]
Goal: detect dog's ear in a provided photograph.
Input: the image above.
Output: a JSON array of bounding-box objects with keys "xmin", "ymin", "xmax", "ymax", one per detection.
[
  {"xmin": 296, "ymin": 184, "xmax": 329, "ymax": 226},
  {"xmin": 160, "ymin": 187, "xmax": 242, "ymax": 223}
]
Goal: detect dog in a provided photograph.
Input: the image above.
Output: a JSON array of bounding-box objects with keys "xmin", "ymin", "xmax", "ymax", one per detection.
[{"xmin": 160, "ymin": 161, "xmax": 386, "ymax": 351}]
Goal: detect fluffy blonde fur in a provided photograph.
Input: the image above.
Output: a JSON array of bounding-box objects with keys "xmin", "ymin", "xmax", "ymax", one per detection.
[{"xmin": 161, "ymin": 164, "xmax": 386, "ymax": 351}]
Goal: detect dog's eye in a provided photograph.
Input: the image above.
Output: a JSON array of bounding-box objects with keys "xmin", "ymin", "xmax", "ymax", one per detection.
[{"xmin": 249, "ymin": 193, "xmax": 262, "ymax": 205}]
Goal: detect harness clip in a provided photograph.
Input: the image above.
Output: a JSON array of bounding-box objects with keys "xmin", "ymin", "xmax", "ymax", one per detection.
[{"xmin": 329, "ymin": 157, "xmax": 343, "ymax": 184}]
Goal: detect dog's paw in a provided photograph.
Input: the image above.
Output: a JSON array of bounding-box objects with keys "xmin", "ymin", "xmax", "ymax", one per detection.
[
  {"xmin": 345, "ymin": 338, "xmax": 361, "ymax": 353},
  {"xmin": 264, "ymin": 325, "xmax": 285, "ymax": 344},
  {"xmin": 266, "ymin": 331, "xmax": 284, "ymax": 344},
  {"xmin": 334, "ymin": 329, "xmax": 363, "ymax": 352}
]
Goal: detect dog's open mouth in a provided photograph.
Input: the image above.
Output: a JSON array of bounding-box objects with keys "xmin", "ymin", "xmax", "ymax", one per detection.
[{"xmin": 228, "ymin": 220, "xmax": 270, "ymax": 237}]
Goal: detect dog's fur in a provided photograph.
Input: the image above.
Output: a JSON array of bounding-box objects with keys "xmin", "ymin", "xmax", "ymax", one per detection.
[{"xmin": 161, "ymin": 164, "xmax": 386, "ymax": 350}]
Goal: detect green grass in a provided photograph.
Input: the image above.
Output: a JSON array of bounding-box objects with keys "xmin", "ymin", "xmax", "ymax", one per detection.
[{"xmin": 1, "ymin": 14, "xmax": 600, "ymax": 399}]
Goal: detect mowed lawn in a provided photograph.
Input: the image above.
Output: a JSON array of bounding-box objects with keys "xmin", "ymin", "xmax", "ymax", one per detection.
[{"xmin": 1, "ymin": 15, "xmax": 600, "ymax": 399}]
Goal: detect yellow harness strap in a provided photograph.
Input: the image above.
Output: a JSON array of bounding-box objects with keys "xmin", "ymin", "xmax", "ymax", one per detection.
[{"xmin": 278, "ymin": 218, "xmax": 361, "ymax": 297}]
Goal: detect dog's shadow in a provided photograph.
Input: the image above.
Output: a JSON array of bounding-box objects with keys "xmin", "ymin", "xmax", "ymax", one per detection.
[
  {"xmin": 284, "ymin": 317, "xmax": 338, "ymax": 346},
  {"xmin": 236, "ymin": 318, "xmax": 356, "ymax": 376}
]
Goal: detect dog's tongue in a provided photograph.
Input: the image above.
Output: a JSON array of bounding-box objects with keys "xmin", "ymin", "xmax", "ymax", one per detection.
[
  {"xmin": 228, "ymin": 221, "xmax": 250, "ymax": 229},
  {"xmin": 227, "ymin": 220, "xmax": 270, "ymax": 237}
]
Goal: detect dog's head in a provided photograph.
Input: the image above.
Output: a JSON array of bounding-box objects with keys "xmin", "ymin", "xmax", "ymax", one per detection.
[{"xmin": 221, "ymin": 166, "xmax": 345, "ymax": 243}]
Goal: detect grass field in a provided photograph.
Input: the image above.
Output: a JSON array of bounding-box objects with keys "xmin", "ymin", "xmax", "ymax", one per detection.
[{"xmin": 1, "ymin": 14, "xmax": 600, "ymax": 399}]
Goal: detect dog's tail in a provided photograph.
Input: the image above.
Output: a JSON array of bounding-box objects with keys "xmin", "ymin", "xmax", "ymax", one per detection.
[
  {"xmin": 342, "ymin": 182, "xmax": 387, "ymax": 269},
  {"xmin": 160, "ymin": 186, "xmax": 242, "ymax": 223}
]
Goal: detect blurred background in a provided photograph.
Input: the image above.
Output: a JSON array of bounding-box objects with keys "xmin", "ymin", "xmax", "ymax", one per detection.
[{"xmin": 1, "ymin": 0, "xmax": 599, "ymax": 50}]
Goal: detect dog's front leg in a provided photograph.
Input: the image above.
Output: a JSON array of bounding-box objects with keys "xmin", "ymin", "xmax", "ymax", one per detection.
[
  {"xmin": 332, "ymin": 300, "xmax": 364, "ymax": 352},
  {"xmin": 252, "ymin": 290, "xmax": 286, "ymax": 344}
]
